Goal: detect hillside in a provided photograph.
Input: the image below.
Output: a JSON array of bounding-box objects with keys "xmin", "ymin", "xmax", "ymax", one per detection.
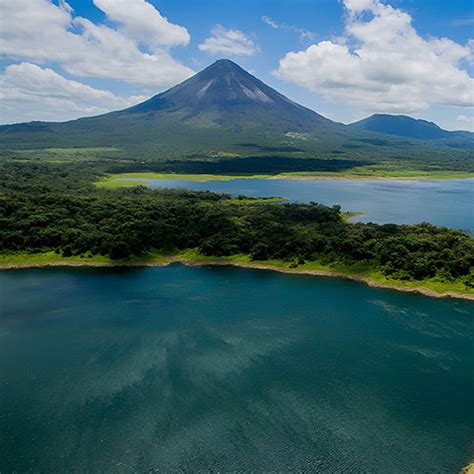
[{"xmin": 350, "ymin": 114, "xmax": 473, "ymax": 144}]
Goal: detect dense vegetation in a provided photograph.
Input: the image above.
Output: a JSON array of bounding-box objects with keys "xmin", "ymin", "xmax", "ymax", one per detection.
[
  {"xmin": 1, "ymin": 129, "xmax": 473, "ymax": 178},
  {"xmin": 1, "ymin": 160, "xmax": 473, "ymax": 288}
]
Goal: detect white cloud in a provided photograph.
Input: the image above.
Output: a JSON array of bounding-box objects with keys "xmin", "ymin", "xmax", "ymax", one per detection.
[
  {"xmin": 198, "ymin": 25, "xmax": 259, "ymax": 57},
  {"xmin": 0, "ymin": 63, "xmax": 145, "ymax": 124},
  {"xmin": 344, "ymin": 0, "xmax": 377, "ymax": 14},
  {"xmin": 456, "ymin": 114, "xmax": 474, "ymax": 131},
  {"xmin": 262, "ymin": 16, "xmax": 279, "ymax": 29},
  {"xmin": 275, "ymin": 0, "xmax": 474, "ymax": 113},
  {"xmin": 0, "ymin": 0, "xmax": 193, "ymax": 89},
  {"xmin": 261, "ymin": 16, "xmax": 315, "ymax": 41},
  {"xmin": 93, "ymin": 0, "xmax": 190, "ymax": 49}
]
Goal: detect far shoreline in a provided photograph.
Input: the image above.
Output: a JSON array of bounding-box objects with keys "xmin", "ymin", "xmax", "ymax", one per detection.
[
  {"xmin": 1, "ymin": 254, "xmax": 473, "ymax": 302},
  {"xmin": 95, "ymin": 171, "xmax": 474, "ymax": 188}
]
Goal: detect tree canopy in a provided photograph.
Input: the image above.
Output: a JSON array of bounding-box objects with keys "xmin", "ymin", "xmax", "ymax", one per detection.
[{"xmin": 1, "ymin": 160, "xmax": 472, "ymax": 287}]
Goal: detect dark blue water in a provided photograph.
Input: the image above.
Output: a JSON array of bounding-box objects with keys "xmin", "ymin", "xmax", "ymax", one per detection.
[
  {"xmin": 132, "ymin": 178, "xmax": 474, "ymax": 232},
  {"xmin": 1, "ymin": 265, "xmax": 473, "ymax": 472}
]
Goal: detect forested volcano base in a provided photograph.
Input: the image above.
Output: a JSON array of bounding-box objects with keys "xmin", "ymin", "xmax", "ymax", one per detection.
[{"xmin": 1, "ymin": 161, "xmax": 473, "ymax": 293}]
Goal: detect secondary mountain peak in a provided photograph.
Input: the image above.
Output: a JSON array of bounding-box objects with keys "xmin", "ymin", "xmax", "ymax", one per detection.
[{"xmin": 350, "ymin": 113, "xmax": 473, "ymax": 141}]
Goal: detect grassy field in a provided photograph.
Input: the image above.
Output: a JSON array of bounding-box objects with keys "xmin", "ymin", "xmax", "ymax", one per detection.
[
  {"xmin": 95, "ymin": 170, "xmax": 474, "ymax": 189},
  {"xmin": 95, "ymin": 172, "xmax": 274, "ymax": 188},
  {"xmin": 279, "ymin": 168, "xmax": 474, "ymax": 180},
  {"xmin": 0, "ymin": 251, "xmax": 169, "ymax": 267},
  {"xmin": 342, "ymin": 211, "xmax": 367, "ymax": 221},
  {"xmin": 2, "ymin": 250, "xmax": 472, "ymax": 300}
]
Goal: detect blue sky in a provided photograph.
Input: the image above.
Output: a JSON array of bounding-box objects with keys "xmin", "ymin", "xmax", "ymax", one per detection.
[{"xmin": 1, "ymin": 0, "xmax": 473, "ymax": 130}]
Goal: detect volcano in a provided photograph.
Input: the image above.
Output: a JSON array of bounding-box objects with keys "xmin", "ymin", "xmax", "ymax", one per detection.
[
  {"xmin": 1, "ymin": 60, "xmax": 471, "ymax": 164},
  {"xmin": 0, "ymin": 60, "xmax": 347, "ymax": 152},
  {"xmin": 119, "ymin": 59, "xmax": 339, "ymax": 133}
]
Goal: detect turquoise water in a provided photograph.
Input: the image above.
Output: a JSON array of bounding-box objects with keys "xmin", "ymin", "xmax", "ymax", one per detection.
[
  {"xmin": 133, "ymin": 178, "xmax": 474, "ymax": 232},
  {"xmin": 1, "ymin": 265, "xmax": 473, "ymax": 472}
]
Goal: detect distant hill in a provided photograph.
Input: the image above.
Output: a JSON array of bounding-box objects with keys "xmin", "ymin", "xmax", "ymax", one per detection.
[
  {"xmin": 350, "ymin": 114, "xmax": 473, "ymax": 142},
  {"xmin": 0, "ymin": 60, "xmax": 472, "ymax": 175}
]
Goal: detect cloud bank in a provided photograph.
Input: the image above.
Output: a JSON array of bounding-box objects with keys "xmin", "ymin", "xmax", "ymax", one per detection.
[
  {"xmin": 0, "ymin": 63, "xmax": 145, "ymax": 123},
  {"xmin": 0, "ymin": 0, "xmax": 194, "ymax": 123},
  {"xmin": 275, "ymin": 0, "xmax": 474, "ymax": 113},
  {"xmin": 0, "ymin": 0, "xmax": 193, "ymax": 89}
]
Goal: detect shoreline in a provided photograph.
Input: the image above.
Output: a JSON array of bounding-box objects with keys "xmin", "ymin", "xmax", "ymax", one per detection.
[
  {"xmin": 95, "ymin": 172, "xmax": 474, "ymax": 188},
  {"xmin": 1, "ymin": 257, "xmax": 473, "ymax": 302}
]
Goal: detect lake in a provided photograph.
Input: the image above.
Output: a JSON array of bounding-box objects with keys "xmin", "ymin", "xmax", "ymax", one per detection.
[
  {"xmin": 130, "ymin": 177, "xmax": 474, "ymax": 232},
  {"xmin": 1, "ymin": 265, "xmax": 473, "ymax": 472}
]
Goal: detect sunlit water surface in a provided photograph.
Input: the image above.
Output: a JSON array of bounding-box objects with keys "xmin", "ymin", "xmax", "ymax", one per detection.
[
  {"xmin": 131, "ymin": 177, "xmax": 474, "ymax": 232},
  {"xmin": 1, "ymin": 265, "xmax": 473, "ymax": 471}
]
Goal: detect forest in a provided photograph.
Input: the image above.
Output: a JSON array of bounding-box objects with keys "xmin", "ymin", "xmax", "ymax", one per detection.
[{"xmin": 1, "ymin": 160, "xmax": 473, "ymax": 288}]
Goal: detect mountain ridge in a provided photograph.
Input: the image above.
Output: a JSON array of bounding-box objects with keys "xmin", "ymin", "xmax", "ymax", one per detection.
[{"xmin": 350, "ymin": 113, "xmax": 473, "ymax": 140}]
